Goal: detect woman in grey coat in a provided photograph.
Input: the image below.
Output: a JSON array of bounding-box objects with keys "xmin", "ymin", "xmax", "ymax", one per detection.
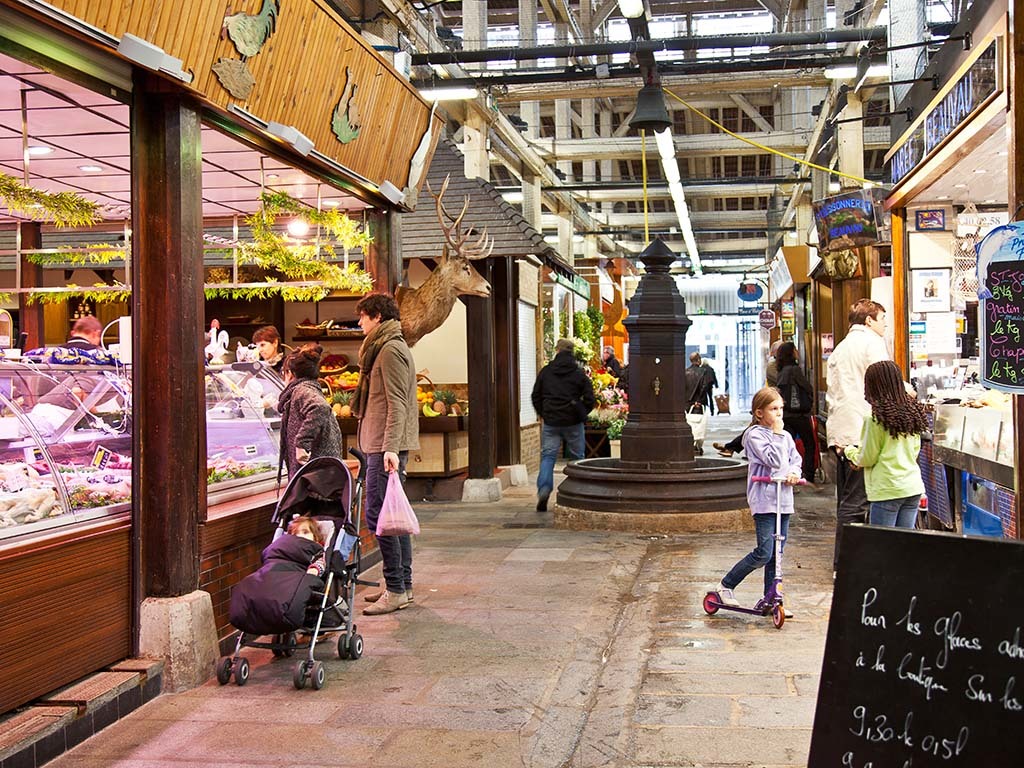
[{"xmin": 277, "ymin": 344, "xmax": 343, "ymax": 479}]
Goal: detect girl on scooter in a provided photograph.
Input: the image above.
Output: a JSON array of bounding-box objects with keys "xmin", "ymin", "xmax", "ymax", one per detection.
[{"xmin": 714, "ymin": 386, "xmax": 803, "ymax": 609}]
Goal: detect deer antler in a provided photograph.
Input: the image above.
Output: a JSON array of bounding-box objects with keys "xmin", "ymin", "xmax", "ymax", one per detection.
[{"xmin": 429, "ymin": 174, "xmax": 484, "ymax": 257}]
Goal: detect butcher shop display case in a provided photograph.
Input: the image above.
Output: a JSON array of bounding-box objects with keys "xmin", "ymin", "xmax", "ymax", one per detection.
[
  {"xmin": 0, "ymin": 361, "xmax": 132, "ymax": 539},
  {"xmin": 205, "ymin": 361, "xmax": 285, "ymax": 504}
]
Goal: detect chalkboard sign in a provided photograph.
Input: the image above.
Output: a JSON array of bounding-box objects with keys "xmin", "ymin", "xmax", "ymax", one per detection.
[
  {"xmin": 809, "ymin": 525, "xmax": 1024, "ymax": 767},
  {"xmin": 977, "ymin": 221, "xmax": 1024, "ymax": 392}
]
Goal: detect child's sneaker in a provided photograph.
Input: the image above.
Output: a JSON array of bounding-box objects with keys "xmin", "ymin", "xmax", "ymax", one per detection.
[{"xmin": 715, "ymin": 583, "xmax": 740, "ymax": 606}]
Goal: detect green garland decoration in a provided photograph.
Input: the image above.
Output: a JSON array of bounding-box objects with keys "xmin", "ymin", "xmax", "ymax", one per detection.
[
  {"xmin": 0, "ymin": 172, "xmax": 99, "ymax": 228},
  {"xmin": 26, "ymin": 284, "xmax": 132, "ymax": 305},
  {"xmin": 24, "ymin": 244, "xmax": 126, "ymax": 266}
]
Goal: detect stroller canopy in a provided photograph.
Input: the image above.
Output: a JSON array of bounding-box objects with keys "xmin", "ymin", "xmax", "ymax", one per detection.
[{"xmin": 273, "ymin": 456, "xmax": 353, "ymax": 526}]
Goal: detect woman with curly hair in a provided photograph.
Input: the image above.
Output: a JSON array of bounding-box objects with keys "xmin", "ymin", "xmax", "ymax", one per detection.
[{"xmin": 843, "ymin": 360, "xmax": 928, "ymax": 528}]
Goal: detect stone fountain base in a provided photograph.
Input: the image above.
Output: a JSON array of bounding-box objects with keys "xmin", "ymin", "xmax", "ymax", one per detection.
[{"xmin": 553, "ymin": 456, "xmax": 752, "ymax": 533}]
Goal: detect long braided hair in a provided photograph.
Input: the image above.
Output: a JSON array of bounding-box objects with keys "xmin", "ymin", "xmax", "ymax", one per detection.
[{"xmin": 864, "ymin": 360, "xmax": 928, "ymax": 438}]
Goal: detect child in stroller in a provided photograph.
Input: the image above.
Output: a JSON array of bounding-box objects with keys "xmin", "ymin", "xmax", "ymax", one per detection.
[{"xmin": 217, "ymin": 451, "xmax": 376, "ymax": 690}]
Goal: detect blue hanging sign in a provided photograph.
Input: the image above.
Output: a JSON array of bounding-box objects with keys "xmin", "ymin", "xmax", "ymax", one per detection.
[
  {"xmin": 977, "ymin": 220, "xmax": 1024, "ymax": 392},
  {"xmin": 737, "ymin": 281, "xmax": 763, "ymax": 302}
]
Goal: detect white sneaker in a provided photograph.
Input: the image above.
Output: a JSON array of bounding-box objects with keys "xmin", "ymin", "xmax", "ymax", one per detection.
[{"xmin": 716, "ymin": 583, "xmax": 740, "ymax": 607}]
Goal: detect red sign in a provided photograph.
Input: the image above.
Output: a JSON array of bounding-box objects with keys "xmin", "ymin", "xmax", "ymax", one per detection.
[{"xmin": 758, "ymin": 310, "xmax": 777, "ymax": 331}]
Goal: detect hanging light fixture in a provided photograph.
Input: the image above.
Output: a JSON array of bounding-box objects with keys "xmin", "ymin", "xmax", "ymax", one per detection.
[{"xmin": 629, "ymin": 85, "xmax": 671, "ymax": 133}]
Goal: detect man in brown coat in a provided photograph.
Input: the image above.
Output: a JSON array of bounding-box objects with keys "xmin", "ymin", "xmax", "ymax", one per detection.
[{"xmin": 352, "ymin": 293, "xmax": 420, "ymax": 615}]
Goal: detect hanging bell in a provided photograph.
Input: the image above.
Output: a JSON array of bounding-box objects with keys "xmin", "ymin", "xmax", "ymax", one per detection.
[{"xmin": 629, "ymin": 85, "xmax": 672, "ymax": 133}]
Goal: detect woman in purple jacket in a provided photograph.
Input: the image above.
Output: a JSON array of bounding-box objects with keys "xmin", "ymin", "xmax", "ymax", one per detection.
[{"xmin": 713, "ymin": 387, "xmax": 803, "ymax": 608}]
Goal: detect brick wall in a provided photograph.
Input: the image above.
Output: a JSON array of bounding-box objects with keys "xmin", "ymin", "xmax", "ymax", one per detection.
[{"xmin": 519, "ymin": 423, "xmax": 541, "ymax": 474}]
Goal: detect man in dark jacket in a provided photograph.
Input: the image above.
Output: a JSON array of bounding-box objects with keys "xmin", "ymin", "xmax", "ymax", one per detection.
[{"xmin": 531, "ymin": 338, "xmax": 596, "ymax": 512}]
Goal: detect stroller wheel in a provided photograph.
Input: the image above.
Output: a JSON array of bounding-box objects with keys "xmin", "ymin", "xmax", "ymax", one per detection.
[
  {"xmin": 702, "ymin": 593, "xmax": 720, "ymax": 615},
  {"xmin": 310, "ymin": 661, "xmax": 326, "ymax": 690},
  {"xmin": 215, "ymin": 657, "xmax": 233, "ymax": 685},
  {"xmin": 283, "ymin": 632, "xmax": 296, "ymax": 658},
  {"xmin": 234, "ymin": 657, "xmax": 250, "ymax": 686},
  {"xmin": 771, "ymin": 604, "xmax": 786, "ymax": 629},
  {"xmin": 337, "ymin": 632, "xmax": 350, "ymax": 660},
  {"xmin": 293, "ymin": 661, "xmax": 307, "ymax": 690},
  {"xmin": 347, "ymin": 633, "xmax": 364, "ymax": 660}
]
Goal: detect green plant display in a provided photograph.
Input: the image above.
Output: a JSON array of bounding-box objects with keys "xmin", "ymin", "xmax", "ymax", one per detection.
[
  {"xmin": 606, "ymin": 418, "xmax": 626, "ymax": 441},
  {"xmin": 26, "ymin": 284, "xmax": 131, "ymax": 305},
  {"xmin": 0, "ymin": 172, "xmax": 99, "ymax": 228},
  {"xmin": 586, "ymin": 305, "xmax": 605, "ymax": 342}
]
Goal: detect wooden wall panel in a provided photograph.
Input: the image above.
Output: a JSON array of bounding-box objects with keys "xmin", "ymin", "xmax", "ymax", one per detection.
[
  {"xmin": 0, "ymin": 520, "xmax": 131, "ymax": 714},
  {"xmin": 47, "ymin": 0, "xmax": 441, "ymax": 189}
]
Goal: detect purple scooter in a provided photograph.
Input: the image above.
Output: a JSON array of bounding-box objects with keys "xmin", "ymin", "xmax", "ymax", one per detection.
[{"xmin": 702, "ymin": 475, "xmax": 804, "ymax": 630}]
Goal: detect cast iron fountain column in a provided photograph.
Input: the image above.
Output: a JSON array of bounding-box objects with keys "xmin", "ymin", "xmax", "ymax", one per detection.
[{"xmin": 553, "ymin": 238, "xmax": 749, "ymax": 533}]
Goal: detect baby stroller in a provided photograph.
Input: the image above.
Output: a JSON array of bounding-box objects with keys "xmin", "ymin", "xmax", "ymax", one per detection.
[{"xmin": 217, "ymin": 449, "xmax": 377, "ymax": 690}]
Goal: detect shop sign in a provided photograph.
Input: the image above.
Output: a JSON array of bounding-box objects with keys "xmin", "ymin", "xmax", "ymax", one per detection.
[
  {"xmin": 976, "ymin": 221, "xmax": 1024, "ymax": 392},
  {"xmin": 550, "ymin": 271, "xmax": 590, "ymax": 300},
  {"xmin": 781, "ymin": 300, "xmax": 795, "ymax": 319},
  {"xmin": 889, "ymin": 41, "xmax": 999, "ymax": 185},
  {"xmin": 737, "ymin": 280, "xmax": 763, "ymax": 302},
  {"xmin": 811, "ymin": 190, "xmax": 880, "ymax": 253},
  {"xmin": 821, "ymin": 332, "xmax": 834, "ymax": 360},
  {"xmin": 758, "ymin": 310, "xmax": 777, "ymax": 331},
  {"xmin": 780, "ymin": 317, "xmax": 795, "ymax": 336}
]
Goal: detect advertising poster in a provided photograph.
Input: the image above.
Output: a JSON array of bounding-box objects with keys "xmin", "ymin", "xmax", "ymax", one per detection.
[{"xmin": 910, "ymin": 268, "xmax": 951, "ymax": 313}]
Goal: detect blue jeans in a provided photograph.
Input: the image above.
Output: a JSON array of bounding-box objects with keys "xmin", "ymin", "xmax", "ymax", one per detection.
[
  {"xmin": 364, "ymin": 451, "xmax": 413, "ymax": 594},
  {"xmin": 722, "ymin": 513, "xmax": 791, "ymax": 596},
  {"xmin": 869, "ymin": 494, "xmax": 920, "ymax": 529},
  {"xmin": 537, "ymin": 422, "xmax": 585, "ymax": 496}
]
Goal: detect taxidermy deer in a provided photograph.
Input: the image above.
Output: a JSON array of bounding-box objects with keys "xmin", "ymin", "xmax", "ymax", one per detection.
[{"xmin": 396, "ymin": 176, "xmax": 493, "ymax": 347}]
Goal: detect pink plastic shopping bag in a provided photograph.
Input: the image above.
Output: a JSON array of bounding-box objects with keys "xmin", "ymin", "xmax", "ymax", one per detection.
[{"xmin": 375, "ymin": 470, "xmax": 420, "ymax": 536}]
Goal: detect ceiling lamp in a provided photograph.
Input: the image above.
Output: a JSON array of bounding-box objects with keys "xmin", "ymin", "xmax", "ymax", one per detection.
[
  {"xmin": 629, "ymin": 85, "xmax": 671, "ymax": 133},
  {"xmin": 618, "ymin": 0, "xmax": 645, "ymax": 18}
]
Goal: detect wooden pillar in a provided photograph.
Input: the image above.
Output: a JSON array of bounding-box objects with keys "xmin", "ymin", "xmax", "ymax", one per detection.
[
  {"xmin": 1010, "ymin": 0, "xmax": 1024, "ymax": 539},
  {"xmin": 17, "ymin": 222, "xmax": 43, "ymax": 349},
  {"xmin": 130, "ymin": 72, "xmax": 205, "ymax": 601},
  {"xmin": 890, "ymin": 209, "xmax": 909, "ymax": 375},
  {"xmin": 493, "ymin": 256, "xmax": 518, "ymax": 466},
  {"xmin": 463, "ymin": 260, "xmax": 497, "ymax": 478},
  {"xmin": 365, "ymin": 209, "xmax": 400, "ymax": 294}
]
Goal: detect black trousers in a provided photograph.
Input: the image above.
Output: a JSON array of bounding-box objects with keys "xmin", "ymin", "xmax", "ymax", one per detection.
[
  {"xmin": 833, "ymin": 449, "xmax": 868, "ymax": 570},
  {"xmin": 783, "ymin": 413, "xmax": 817, "ymax": 482}
]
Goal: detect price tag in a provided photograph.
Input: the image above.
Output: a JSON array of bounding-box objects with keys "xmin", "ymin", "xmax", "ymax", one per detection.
[
  {"xmin": 92, "ymin": 446, "xmax": 114, "ymax": 469},
  {"xmin": 243, "ymin": 445, "xmax": 259, "ymax": 456}
]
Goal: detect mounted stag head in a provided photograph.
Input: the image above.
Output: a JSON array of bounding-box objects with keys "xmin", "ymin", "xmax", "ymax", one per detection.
[{"xmin": 396, "ymin": 175, "xmax": 493, "ymax": 347}]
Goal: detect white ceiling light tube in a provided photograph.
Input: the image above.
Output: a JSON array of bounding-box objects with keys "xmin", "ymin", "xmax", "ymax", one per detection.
[
  {"xmin": 418, "ymin": 87, "xmax": 479, "ymax": 101},
  {"xmin": 824, "ymin": 63, "xmax": 887, "ymax": 80},
  {"xmin": 653, "ymin": 128, "xmax": 701, "ymax": 274}
]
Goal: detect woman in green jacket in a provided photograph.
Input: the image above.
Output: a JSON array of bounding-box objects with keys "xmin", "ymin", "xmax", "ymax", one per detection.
[{"xmin": 844, "ymin": 361, "xmax": 929, "ymax": 528}]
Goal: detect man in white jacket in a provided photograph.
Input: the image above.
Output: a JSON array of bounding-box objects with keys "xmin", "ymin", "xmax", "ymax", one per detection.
[{"xmin": 825, "ymin": 299, "xmax": 889, "ymax": 570}]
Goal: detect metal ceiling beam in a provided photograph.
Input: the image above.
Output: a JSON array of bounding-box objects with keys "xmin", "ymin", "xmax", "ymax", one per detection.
[{"xmin": 411, "ymin": 26, "xmax": 887, "ymax": 65}]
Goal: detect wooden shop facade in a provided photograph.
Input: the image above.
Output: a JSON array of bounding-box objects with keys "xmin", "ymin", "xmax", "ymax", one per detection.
[{"xmin": 0, "ymin": 0, "xmax": 440, "ymax": 715}]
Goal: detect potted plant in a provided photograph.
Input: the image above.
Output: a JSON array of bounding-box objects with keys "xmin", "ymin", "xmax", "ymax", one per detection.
[
  {"xmin": 606, "ymin": 417, "xmax": 625, "ymax": 458},
  {"xmin": 585, "ymin": 377, "xmax": 628, "ymax": 458}
]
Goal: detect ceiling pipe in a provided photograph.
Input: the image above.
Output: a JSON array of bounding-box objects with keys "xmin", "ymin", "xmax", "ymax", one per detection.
[
  {"xmin": 412, "ymin": 55, "xmax": 879, "ymax": 88},
  {"xmin": 411, "ymin": 27, "xmax": 887, "ymax": 66}
]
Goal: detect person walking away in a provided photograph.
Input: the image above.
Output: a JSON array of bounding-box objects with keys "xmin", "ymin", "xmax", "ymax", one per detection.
[
  {"xmin": 711, "ymin": 386, "xmax": 802, "ymax": 613},
  {"xmin": 844, "ymin": 361, "xmax": 928, "ymax": 529},
  {"xmin": 277, "ymin": 344, "xmax": 343, "ymax": 480},
  {"xmin": 775, "ymin": 342, "xmax": 816, "ymax": 482},
  {"xmin": 825, "ymin": 299, "xmax": 889, "ymax": 570},
  {"xmin": 351, "ymin": 293, "xmax": 419, "ymax": 616},
  {"xmin": 702, "ymin": 358, "xmax": 719, "ymax": 415},
  {"xmin": 684, "ymin": 352, "xmax": 710, "ymax": 454},
  {"xmin": 532, "ymin": 338, "xmax": 596, "ymax": 512},
  {"xmin": 602, "ymin": 345, "xmax": 623, "ymax": 378}
]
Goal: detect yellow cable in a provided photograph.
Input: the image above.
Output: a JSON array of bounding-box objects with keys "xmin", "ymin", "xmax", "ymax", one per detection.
[
  {"xmin": 662, "ymin": 87, "xmax": 877, "ymax": 188},
  {"xmin": 641, "ymin": 129, "xmax": 649, "ymax": 245}
]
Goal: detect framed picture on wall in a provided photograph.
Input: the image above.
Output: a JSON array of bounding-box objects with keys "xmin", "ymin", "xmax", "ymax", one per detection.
[
  {"xmin": 915, "ymin": 209, "xmax": 946, "ymax": 231},
  {"xmin": 911, "ymin": 268, "xmax": 952, "ymax": 313}
]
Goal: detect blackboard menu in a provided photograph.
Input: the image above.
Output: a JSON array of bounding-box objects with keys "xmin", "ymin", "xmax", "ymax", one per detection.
[
  {"xmin": 809, "ymin": 525, "xmax": 1024, "ymax": 766},
  {"xmin": 978, "ymin": 221, "xmax": 1024, "ymax": 392}
]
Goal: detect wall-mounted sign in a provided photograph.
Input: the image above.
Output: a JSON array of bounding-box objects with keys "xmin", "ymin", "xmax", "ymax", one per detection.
[
  {"xmin": 977, "ymin": 221, "xmax": 1024, "ymax": 392},
  {"xmin": 737, "ymin": 281, "xmax": 763, "ymax": 302},
  {"xmin": 780, "ymin": 317, "xmax": 795, "ymax": 336},
  {"xmin": 758, "ymin": 309, "xmax": 777, "ymax": 331},
  {"xmin": 821, "ymin": 332, "xmax": 834, "ymax": 360},
  {"xmin": 914, "ymin": 209, "xmax": 946, "ymax": 231},
  {"xmin": 910, "ymin": 268, "xmax": 952, "ymax": 313},
  {"xmin": 812, "ymin": 190, "xmax": 880, "ymax": 253},
  {"xmin": 889, "ymin": 41, "xmax": 1000, "ymax": 186}
]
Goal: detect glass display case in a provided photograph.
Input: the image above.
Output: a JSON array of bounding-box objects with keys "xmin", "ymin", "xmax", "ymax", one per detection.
[
  {"xmin": 205, "ymin": 361, "xmax": 284, "ymax": 504},
  {"xmin": 0, "ymin": 361, "xmax": 132, "ymax": 539},
  {"xmin": 0, "ymin": 360, "xmax": 285, "ymax": 539}
]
